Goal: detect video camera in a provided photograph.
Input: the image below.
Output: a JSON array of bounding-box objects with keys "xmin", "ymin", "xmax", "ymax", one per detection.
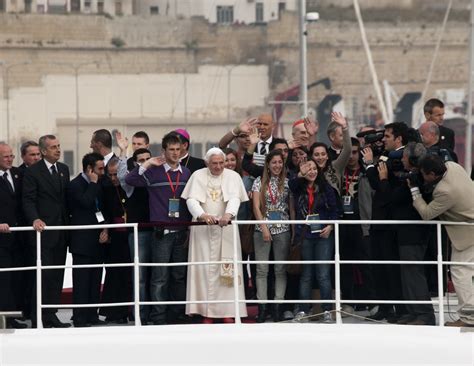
[{"xmin": 356, "ymin": 129, "xmax": 385, "ymax": 156}]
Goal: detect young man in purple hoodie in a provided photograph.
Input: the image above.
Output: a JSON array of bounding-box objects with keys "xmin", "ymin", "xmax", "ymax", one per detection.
[{"xmin": 126, "ymin": 132, "xmax": 191, "ymax": 325}]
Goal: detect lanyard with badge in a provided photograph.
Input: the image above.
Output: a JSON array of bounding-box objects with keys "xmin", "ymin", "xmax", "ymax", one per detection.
[
  {"xmin": 267, "ymin": 183, "xmax": 282, "ymax": 227},
  {"xmin": 166, "ymin": 171, "xmax": 181, "ymax": 218},
  {"xmin": 95, "ymin": 198, "xmax": 105, "ymax": 223},
  {"xmin": 342, "ymin": 169, "xmax": 359, "ymax": 215},
  {"xmin": 305, "ymin": 185, "xmax": 321, "ymax": 233}
]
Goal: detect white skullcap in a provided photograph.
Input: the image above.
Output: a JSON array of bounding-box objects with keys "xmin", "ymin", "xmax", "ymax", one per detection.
[{"xmin": 204, "ymin": 147, "xmax": 225, "ymax": 162}]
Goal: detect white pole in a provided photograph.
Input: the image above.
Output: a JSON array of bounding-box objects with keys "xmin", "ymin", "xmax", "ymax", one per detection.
[
  {"xmin": 383, "ymin": 80, "xmax": 394, "ymax": 122},
  {"xmin": 465, "ymin": 0, "xmax": 474, "ymax": 172},
  {"xmin": 436, "ymin": 224, "xmax": 445, "ymax": 327},
  {"xmin": 353, "ymin": 0, "xmax": 389, "ymax": 124},
  {"xmin": 334, "ymin": 223, "xmax": 342, "ymax": 324},
  {"xmin": 133, "ymin": 224, "xmax": 141, "ymax": 326},
  {"xmin": 298, "ymin": 0, "xmax": 308, "ymax": 117},
  {"xmin": 232, "ymin": 221, "xmax": 241, "ymax": 324},
  {"xmin": 36, "ymin": 231, "xmax": 43, "ymax": 329}
]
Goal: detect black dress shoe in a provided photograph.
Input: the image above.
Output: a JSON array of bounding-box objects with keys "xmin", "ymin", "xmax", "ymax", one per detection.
[
  {"xmin": 272, "ymin": 304, "xmax": 282, "ymax": 322},
  {"xmin": 74, "ymin": 322, "xmax": 92, "ymax": 328},
  {"xmin": 7, "ymin": 319, "xmax": 28, "ymax": 329},
  {"xmin": 256, "ymin": 304, "xmax": 267, "ymax": 323},
  {"xmin": 44, "ymin": 315, "xmax": 71, "ymax": 328}
]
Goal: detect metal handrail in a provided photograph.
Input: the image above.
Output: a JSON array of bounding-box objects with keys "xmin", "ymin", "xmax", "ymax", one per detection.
[{"xmin": 2, "ymin": 219, "xmax": 472, "ymax": 328}]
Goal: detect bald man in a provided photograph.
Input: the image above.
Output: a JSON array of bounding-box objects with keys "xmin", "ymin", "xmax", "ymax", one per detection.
[{"xmin": 419, "ymin": 121, "xmax": 457, "ymax": 162}]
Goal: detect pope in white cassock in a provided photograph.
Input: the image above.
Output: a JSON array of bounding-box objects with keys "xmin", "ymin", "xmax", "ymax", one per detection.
[{"xmin": 181, "ymin": 147, "xmax": 249, "ymax": 322}]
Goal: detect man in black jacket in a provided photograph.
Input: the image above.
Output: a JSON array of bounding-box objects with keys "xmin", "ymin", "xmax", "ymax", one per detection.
[
  {"xmin": 0, "ymin": 142, "xmax": 27, "ymax": 328},
  {"xmin": 22, "ymin": 135, "xmax": 71, "ymax": 328},
  {"xmin": 67, "ymin": 153, "xmax": 108, "ymax": 327},
  {"xmin": 423, "ymin": 98, "xmax": 455, "ymax": 151}
]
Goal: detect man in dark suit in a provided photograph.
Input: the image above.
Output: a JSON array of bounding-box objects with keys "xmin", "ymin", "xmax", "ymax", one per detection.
[
  {"xmin": 0, "ymin": 142, "xmax": 27, "ymax": 329},
  {"xmin": 174, "ymin": 129, "xmax": 206, "ymax": 174},
  {"xmin": 423, "ymin": 98, "xmax": 455, "ymax": 151},
  {"xmin": 22, "ymin": 135, "xmax": 71, "ymax": 328},
  {"xmin": 18, "ymin": 141, "xmax": 41, "ymax": 172},
  {"xmin": 67, "ymin": 153, "xmax": 108, "ymax": 327}
]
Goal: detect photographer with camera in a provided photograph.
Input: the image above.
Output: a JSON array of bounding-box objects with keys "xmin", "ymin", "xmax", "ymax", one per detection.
[
  {"xmin": 409, "ymin": 155, "xmax": 474, "ymax": 327},
  {"xmin": 363, "ymin": 123, "xmax": 435, "ymax": 325}
]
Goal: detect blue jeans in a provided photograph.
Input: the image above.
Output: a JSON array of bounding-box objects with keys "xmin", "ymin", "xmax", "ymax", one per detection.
[
  {"xmin": 299, "ymin": 235, "xmax": 334, "ymax": 313},
  {"xmin": 128, "ymin": 230, "xmax": 153, "ymax": 322},
  {"xmin": 149, "ymin": 229, "xmax": 188, "ymax": 323}
]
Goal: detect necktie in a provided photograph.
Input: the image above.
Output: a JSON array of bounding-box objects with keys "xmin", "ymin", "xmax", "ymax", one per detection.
[
  {"xmin": 2, "ymin": 172, "xmax": 14, "ymax": 194},
  {"xmin": 51, "ymin": 165, "xmax": 58, "ymax": 175},
  {"xmin": 259, "ymin": 142, "xmax": 267, "ymax": 155}
]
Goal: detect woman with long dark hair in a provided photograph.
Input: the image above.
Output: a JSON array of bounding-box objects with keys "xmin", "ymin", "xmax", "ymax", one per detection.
[
  {"xmin": 309, "ymin": 112, "xmax": 351, "ymax": 195},
  {"xmin": 252, "ymin": 150, "xmax": 292, "ymax": 322},
  {"xmin": 289, "ymin": 158, "xmax": 338, "ymax": 322}
]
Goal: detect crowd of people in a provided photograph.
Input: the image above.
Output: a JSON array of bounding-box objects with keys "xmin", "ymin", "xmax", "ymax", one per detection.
[{"xmin": 0, "ymin": 97, "xmax": 473, "ymax": 329}]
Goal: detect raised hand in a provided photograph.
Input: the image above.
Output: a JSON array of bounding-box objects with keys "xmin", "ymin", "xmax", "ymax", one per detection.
[
  {"xmin": 237, "ymin": 117, "xmax": 259, "ymax": 135},
  {"xmin": 331, "ymin": 111, "xmax": 348, "ymax": 129},
  {"xmin": 377, "ymin": 161, "xmax": 388, "ymax": 180},
  {"xmin": 249, "ymin": 127, "xmax": 260, "ymax": 146},
  {"xmin": 287, "ymin": 138, "xmax": 301, "ymax": 150},
  {"xmin": 115, "ymin": 131, "xmax": 129, "ymax": 155},
  {"xmin": 361, "ymin": 147, "xmax": 374, "ymax": 164},
  {"xmin": 304, "ymin": 117, "xmax": 319, "ymax": 137},
  {"xmin": 299, "ymin": 161, "xmax": 312, "ymax": 177}
]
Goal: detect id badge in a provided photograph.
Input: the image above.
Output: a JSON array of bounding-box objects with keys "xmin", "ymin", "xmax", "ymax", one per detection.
[
  {"xmin": 95, "ymin": 211, "xmax": 105, "ymax": 223},
  {"xmin": 268, "ymin": 210, "xmax": 282, "ymax": 228},
  {"xmin": 306, "ymin": 214, "xmax": 322, "ymax": 233},
  {"xmin": 168, "ymin": 198, "xmax": 180, "ymax": 218},
  {"xmin": 342, "ymin": 195, "xmax": 354, "ymax": 215}
]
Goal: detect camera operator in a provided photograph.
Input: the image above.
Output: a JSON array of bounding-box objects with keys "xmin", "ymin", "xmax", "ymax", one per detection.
[
  {"xmin": 363, "ymin": 122, "xmax": 435, "ymax": 325},
  {"xmin": 419, "ymin": 121, "xmax": 457, "ymax": 163},
  {"xmin": 361, "ymin": 128, "xmax": 404, "ymax": 323},
  {"xmin": 409, "ymin": 155, "xmax": 474, "ymax": 327}
]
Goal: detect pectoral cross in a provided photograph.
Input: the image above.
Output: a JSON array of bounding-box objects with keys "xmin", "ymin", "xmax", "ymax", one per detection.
[{"xmin": 210, "ymin": 189, "xmax": 219, "ymax": 202}]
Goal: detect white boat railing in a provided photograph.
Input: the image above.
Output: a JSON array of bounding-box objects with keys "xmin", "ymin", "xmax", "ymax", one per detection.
[{"xmin": 0, "ymin": 220, "xmax": 472, "ymax": 329}]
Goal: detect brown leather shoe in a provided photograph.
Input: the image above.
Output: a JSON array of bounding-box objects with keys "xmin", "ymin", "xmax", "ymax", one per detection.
[{"xmin": 445, "ymin": 319, "xmax": 474, "ymax": 327}]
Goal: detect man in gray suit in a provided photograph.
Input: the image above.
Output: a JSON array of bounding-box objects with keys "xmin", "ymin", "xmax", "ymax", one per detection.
[{"xmin": 409, "ymin": 155, "xmax": 474, "ymax": 327}]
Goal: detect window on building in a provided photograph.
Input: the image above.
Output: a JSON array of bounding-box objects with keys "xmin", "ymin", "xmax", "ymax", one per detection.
[
  {"xmin": 278, "ymin": 2, "xmax": 286, "ymax": 17},
  {"xmin": 63, "ymin": 151, "xmax": 74, "ymax": 173},
  {"xmin": 0, "ymin": 0, "xmax": 5, "ymax": 13},
  {"xmin": 71, "ymin": 0, "xmax": 80, "ymax": 13},
  {"xmin": 25, "ymin": 0, "xmax": 32, "ymax": 13},
  {"xmin": 115, "ymin": 1, "xmax": 122, "ymax": 16},
  {"xmin": 216, "ymin": 6, "xmax": 233, "ymax": 24},
  {"xmin": 84, "ymin": 0, "xmax": 91, "ymax": 12},
  {"xmin": 48, "ymin": 0, "xmax": 67, "ymax": 14},
  {"xmin": 97, "ymin": 1, "xmax": 104, "ymax": 14},
  {"xmin": 255, "ymin": 3, "xmax": 264, "ymax": 23},
  {"xmin": 150, "ymin": 6, "xmax": 159, "ymax": 15}
]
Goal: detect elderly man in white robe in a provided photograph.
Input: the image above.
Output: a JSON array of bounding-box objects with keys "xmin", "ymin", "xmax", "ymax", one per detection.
[{"xmin": 182, "ymin": 147, "xmax": 249, "ymax": 323}]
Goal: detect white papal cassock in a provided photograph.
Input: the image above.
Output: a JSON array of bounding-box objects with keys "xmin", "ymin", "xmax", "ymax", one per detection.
[{"xmin": 182, "ymin": 168, "xmax": 249, "ymax": 318}]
